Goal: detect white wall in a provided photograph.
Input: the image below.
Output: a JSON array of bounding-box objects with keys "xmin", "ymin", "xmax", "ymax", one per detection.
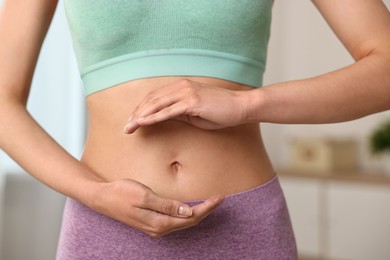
[{"xmin": 262, "ymin": 0, "xmax": 390, "ymax": 173}]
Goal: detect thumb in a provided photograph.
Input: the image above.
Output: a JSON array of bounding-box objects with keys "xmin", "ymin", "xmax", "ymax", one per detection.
[{"xmin": 146, "ymin": 193, "xmax": 193, "ymax": 218}]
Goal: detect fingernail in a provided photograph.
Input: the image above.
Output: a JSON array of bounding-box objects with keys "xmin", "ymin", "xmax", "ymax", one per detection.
[
  {"xmin": 137, "ymin": 117, "xmax": 146, "ymax": 122},
  {"xmin": 124, "ymin": 125, "xmax": 130, "ymax": 134},
  {"xmin": 124, "ymin": 122, "xmax": 135, "ymax": 134},
  {"xmin": 178, "ymin": 205, "xmax": 192, "ymax": 217}
]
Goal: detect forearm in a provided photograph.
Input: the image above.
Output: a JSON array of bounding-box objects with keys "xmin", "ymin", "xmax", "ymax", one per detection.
[
  {"xmin": 0, "ymin": 100, "xmax": 103, "ymax": 207},
  {"xmin": 246, "ymin": 49, "xmax": 390, "ymax": 124}
]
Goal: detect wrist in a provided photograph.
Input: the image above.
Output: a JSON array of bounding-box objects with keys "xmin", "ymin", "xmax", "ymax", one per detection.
[
  {"xmin": 71, "ymin": 170, "xmax": 107, "ymax": 209},
  {"xmin": 242, "ymin": 88, "xmax": 266, "ymax": 123},
  {"xmin": 80, "ymin": 178, "xmax": 109, "ymax": 209}
]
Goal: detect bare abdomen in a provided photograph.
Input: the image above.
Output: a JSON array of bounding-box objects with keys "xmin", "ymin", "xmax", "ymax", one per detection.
[{"xmin": 81, "ymin": 76, "xmax": 275, "ymax": 201}]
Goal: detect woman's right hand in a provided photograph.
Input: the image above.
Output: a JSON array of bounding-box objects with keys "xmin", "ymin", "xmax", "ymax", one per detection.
[{"xmin": 90, "ymin": 178, "xmax": 225, "ymax": 238}]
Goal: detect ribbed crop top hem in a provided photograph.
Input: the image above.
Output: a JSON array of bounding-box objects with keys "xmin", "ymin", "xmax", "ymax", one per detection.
[{"xmin": 80, "ymin": 48, "xmax": 265, "ymax": 96}]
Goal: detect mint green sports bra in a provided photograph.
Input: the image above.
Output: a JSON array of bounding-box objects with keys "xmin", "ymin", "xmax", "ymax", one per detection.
[{"xmin": 64, "ymin": 0, "xmax": 272, "ymax": 96}]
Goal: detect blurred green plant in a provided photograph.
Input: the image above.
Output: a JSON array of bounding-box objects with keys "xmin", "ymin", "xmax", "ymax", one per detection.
[{"xmin": 370, "ymin": 120, "xmax": 390, "ymax": 154}]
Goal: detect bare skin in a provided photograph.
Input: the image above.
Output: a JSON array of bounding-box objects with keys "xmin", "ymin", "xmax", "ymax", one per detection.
[
  {"xmin": 83, "ymin": 76, "xmax": 274, "ymax": 202},
  {"xmin": 1, "ymin": 0, "xmax": 389, "ymax": 238}
]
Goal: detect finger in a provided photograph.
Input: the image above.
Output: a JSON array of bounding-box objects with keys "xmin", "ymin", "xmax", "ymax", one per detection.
[
  {"xmin": 139, "ymin": 195, "xmax": 225, "ymax": 237},
  {"xmin": 133, "ymin": 208, "xmax": 189, "ymax": 237},
  {"xmin": 131, "ymin": 89, "xmax": 183, "ymax": 120},
  {"xmin": 124, "ymin": 102, "xmax": 189, "ymax": 133},
  {"xmin": 124, "ymin": 90, "xmax": 185, "ymax": 134},
  {"xmin": 164, "ymin": 195, "xmax": 225, "ymax": 229},
  {"xmin": 173, "ymin": 115, "xmax": 224, "ymax": 130},
  {"xmin": 162, "ymin": 195, "xmax": 225, "ymax": 233},
  {"xmin": 137, "ymin": 102, "xmax": 190, "ymax": 125},
  {"xmin": 190, "ymin": 195, "xmax": 225, "ymax": 220},
  {"xmin": 142, "ymin": 192, "xmax": 194, "ymax": 218},
  {"xmin": 126, "ymin": 79, "xmax": 194, "ymax": 124},
  {"xmin": 128, "ymin": 79, "xmax": 188, "ymax": 121}
]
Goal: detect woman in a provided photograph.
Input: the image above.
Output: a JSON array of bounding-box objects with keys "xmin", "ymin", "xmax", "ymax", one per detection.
[{"xmin": 0, "ymin": 0, "xmax": 389, "ymax": 259}]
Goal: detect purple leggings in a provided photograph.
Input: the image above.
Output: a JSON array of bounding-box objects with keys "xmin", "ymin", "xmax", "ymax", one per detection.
[{"xmin": 56, "ymin": 174, "xmax": 298, "ymax": 259}]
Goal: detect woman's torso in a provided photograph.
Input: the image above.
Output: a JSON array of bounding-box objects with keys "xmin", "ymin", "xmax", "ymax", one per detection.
[{"xmin": 81, "ymin": 76, "xmax": 275, "ymax": 201}]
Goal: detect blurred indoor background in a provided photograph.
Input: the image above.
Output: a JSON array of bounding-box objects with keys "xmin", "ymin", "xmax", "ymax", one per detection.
[{"xmin": 0, "ymin": 1, "xmax": 389, "ymax": 260}]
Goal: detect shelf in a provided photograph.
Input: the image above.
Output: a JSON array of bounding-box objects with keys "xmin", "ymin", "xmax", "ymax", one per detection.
[{"xmin": 276, "ymin": 168, "xmax": 390, "ymax": 186}]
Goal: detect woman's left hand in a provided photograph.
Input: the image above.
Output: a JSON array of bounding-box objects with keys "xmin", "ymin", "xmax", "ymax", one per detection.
[{"xmin": 124, "ymin": 79, "xmax": 254, "ymax": 134}]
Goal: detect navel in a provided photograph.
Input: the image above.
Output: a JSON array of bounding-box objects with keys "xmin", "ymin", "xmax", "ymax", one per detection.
[{"xmin": 170, "ymin": 161, "xmax": 182, "ymax": 174}]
